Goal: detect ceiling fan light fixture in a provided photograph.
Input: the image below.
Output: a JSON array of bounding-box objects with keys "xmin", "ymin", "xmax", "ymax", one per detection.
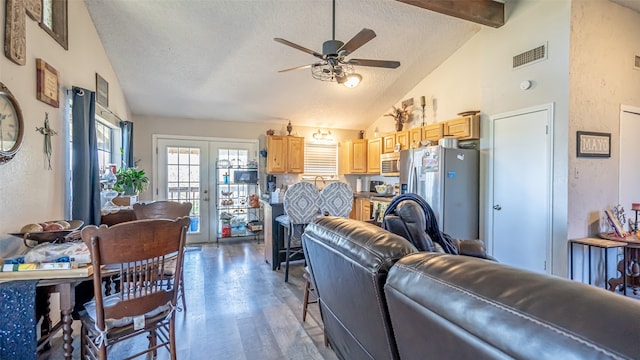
[
  {"xmin": 344, "ymin": 73, "xmax": 362, "ymax": 88},
  {"xmin": 311, "ymin": 62, "xmax": 355, "ymax": 82}
]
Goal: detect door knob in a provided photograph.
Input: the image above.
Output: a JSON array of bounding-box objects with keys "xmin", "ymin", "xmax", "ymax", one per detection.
[{"xmin": 493, "ymin": 205, "xmax": 502, "ymax": 210}]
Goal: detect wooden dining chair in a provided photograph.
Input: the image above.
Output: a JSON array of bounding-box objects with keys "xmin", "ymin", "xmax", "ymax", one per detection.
[
  {"xmin": 133, "ymin": 201, "xmax": 192, "ymax": 311},
  {"xmin": 80, "ymin": 218, "xmax": 189, "ymax": 360}
]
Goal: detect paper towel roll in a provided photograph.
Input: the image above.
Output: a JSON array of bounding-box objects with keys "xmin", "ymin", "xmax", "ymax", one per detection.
[{"xmin": 356, "ymin": 178, "xmax": 362, "ymax": 192}]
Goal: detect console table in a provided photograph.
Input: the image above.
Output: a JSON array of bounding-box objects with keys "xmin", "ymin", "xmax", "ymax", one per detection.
[{"xmin": 569, "ymin": 237, "xmax": 627, "ymax": 293}]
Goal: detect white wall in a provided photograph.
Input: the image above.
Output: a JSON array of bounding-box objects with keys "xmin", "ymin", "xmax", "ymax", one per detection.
[
  {"xmin": 0, "ymin": 1, "xmax": 130, "ymax": 255},
  {"xmin": 366, "ymin": 0, "xmax": 572, "ymax": 275},
  {"xmin": 568, "ymin": 0, "xmax": 640, "ymax": 239}
]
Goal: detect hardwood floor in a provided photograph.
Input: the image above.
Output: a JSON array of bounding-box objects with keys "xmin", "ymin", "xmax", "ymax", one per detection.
[{"xmin": 48, "ymin": 239, "xmax": 337, "ymax": 359}]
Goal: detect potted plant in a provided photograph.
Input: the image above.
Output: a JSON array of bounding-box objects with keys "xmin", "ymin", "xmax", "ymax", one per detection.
[{"xmin": 113, "ymin": 167, "xmax": 150, "ymax": 196}]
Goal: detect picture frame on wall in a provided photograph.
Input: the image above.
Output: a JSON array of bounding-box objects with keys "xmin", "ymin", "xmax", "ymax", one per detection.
[
  {"xmin": 96, "ymin": 73, "xmax": 109, "ymax": 107},
  {"xmin": 36, "ymin": 59, "xmax": 59, "ymax": 108},
  {"xmin": 577, "ymin": 131, "xmax": 610, "ymax": 158},
  {"xmin": 40, "ymin": 0, "xmax": 68, "ymax": 50}
]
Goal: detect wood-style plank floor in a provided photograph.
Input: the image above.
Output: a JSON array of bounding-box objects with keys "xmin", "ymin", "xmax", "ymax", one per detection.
[{"xmin": 47, "ymin": 239, "xmax": 337, "ymax": 359}]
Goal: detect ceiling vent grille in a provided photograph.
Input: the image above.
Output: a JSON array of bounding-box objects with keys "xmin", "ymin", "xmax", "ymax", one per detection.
[
  {"xmin": 634, "ymin": 55, "xmax": 640, "ymax": 70},
  {"xmin": 513, "ymin": 44, "xmax": 547, "ymax": 69}
]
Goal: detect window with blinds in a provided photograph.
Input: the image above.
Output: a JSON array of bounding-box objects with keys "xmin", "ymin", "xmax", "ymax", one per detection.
[{"xmin": 303, "ymin": 142, "xmax": 338, "ymax": 177}]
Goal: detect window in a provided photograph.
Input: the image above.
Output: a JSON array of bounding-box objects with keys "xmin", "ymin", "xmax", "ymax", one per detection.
[
  {"xmin": 303, "ymin": 142, "xmax": 338, "ymax": 178},
  {"xmin": 95, "ymin": 119, "xmax": 114, "ymax": 172}
]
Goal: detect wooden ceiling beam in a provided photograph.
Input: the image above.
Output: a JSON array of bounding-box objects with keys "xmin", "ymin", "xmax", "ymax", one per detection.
[{"xmin": 396, "ymin": 0, "xmax": 505, "ymax": 28}]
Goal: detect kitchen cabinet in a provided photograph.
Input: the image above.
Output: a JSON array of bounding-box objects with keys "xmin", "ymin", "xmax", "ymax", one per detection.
[
  {"xmin": 396, "ymin": 131, "xmax": 410, "ymax": 151},
  {"xmin": 340, "ymin": 139, "xmax": 367, "ymax": 174},
  {"xmin": 383, "ymin": 131, "xmax": 410, "ymax": 153},
  {"xmin": 409, "ymin": 127, "xmax": 422, "ymax": 148},
  {"xmin": 266, "ymin": 135, "xmax": 304, "ymax": 174},
  {"xmin": 351, "ymin": 197, "xmax": 371, "ymax": 221},
  {"xmin": 444, "ymin": 115, "xmax": 480, "ymax": 140},
  {"xmin": 422, "ymin": 123, "xmax": 444, "ymax": 143},
  {"xmin": 382, "ymin": 133, "xmax": 396, "ymax": 154},
  {"xmin": 367, "ymin": 137, "xmax": 381, "ymax": 174}
]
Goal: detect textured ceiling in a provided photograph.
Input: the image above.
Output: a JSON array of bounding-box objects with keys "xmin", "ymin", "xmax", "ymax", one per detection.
[
  {"xmin": 84, "ymin": 0, "xmax": 481, "ymax": 130},
  {"xmin": 610, "ymin": 0, "xmax": 640, "ymax": 13}
]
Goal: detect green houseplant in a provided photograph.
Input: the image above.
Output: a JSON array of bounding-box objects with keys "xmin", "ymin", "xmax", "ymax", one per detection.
[{"xmin": 113, "ymin": 167, "xmax": 150, "ymax": 195}]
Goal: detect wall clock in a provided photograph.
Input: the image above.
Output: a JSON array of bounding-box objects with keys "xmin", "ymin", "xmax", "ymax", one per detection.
[{"xmin": 0, "ymin": 82, "xmax": 24, "ymax": 164}]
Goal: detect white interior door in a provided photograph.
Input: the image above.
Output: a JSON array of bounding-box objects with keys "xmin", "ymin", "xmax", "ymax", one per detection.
[
  {"xmin": 156, "ymin": 138, "xmax": 211, "ymax": 244},
  {"xmin": 619, "ymin": 106, "xmax": 640, "ymax": 217},
  {"xmin": 490, "ymin": 104, "xmax": 553, "ymax": 274}
]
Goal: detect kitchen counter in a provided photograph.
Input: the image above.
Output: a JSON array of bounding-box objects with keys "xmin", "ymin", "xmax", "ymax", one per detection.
[{"xmin": 353, "ymin": 191, "xmax": 396, "ymax": 202}]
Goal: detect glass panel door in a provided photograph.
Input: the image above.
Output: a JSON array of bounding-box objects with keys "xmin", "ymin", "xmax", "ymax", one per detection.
[{"xmin": 157, "ymin": 139, "xmax": 210, "ymax": 244}]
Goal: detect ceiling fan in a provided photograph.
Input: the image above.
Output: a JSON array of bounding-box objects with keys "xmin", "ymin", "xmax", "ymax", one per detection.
[{"xmin": 274, "ymin": 0, "xmax": 400, "ymax": 87}]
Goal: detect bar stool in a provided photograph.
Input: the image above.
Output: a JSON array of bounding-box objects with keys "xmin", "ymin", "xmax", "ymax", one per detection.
[
  {"xmin": 569, "ymin": 237, "xmax": 627, "ymax": 293},
  {"xmin": 275, "ymin": 182, "xmax": 320, "ymax": 282}
]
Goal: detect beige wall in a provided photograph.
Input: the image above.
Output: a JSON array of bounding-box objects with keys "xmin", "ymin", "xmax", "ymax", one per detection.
[
  {"xmin": 0, "ymin": 1, "xmax": 130, "ymax": 254},
  {"xmin": 568, "ymin": 0, "xmax": 640, "ymax": 239}
]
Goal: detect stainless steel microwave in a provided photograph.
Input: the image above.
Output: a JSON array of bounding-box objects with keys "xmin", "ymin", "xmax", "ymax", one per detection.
[{"xmin": 380, "ymin": 152, "xmax": 400, "ymax": 177}]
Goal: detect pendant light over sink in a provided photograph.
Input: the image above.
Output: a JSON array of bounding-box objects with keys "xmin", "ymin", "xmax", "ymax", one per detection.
[{"xmin": 274, "ymin": 0, "xmax": 399, "ymax": 87}]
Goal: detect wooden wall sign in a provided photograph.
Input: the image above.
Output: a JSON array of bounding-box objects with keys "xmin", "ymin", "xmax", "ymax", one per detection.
[
  {"xmin": 36, "ymin": 59, "xmax": 60, "ymax": 107},
  {"xmin": 4, "ymin": 0, "xmax": 42, "ymax": 65}
]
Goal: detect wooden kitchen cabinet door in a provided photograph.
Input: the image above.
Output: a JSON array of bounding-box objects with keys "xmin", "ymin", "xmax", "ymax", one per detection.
[
  {"xmin": 287, "ymin": 136, "xmax": 304, "ymax": 173},
  {"xmin": 396, "ymin": 130, "xmax": 410, "ymax": 150},
  {"xmin": 422, "ymin": 123, "xmax": 444, "ymax": 143},
  {"xmin": 367, "ymin": 137, "xmax": 381, "ymax": 174},
  {"xmin": 266, "ymin": 135, "xmax": 287, "ymax": 173},
  {"xmin": 444, "ymin": 115, "xmax": 480, "ymax": 140},
  {"xmin": 410, "ymin": 127, "xmax": 422, "ymax": 148},
  {"xmin": 351, "ymin": 139, "xmax": 367, "ymax": 173},
  {"xmin": 382, "ymin": 134, "xmax": 396, "ymax": 153}
]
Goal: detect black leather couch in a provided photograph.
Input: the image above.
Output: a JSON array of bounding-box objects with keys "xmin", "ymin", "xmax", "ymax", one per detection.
[{"xmin": 302, "ymin": 217, "xmax": 640, "ymax": 360}]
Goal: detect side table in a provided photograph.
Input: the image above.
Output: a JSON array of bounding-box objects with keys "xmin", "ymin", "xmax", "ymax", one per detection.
[{"xmin": 569, "ymin": 237, "xmax": 627, "ymax": 293}]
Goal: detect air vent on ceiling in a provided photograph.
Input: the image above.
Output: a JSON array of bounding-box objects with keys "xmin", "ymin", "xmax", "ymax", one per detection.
[
  {"xmin": 513, "ymin": 44, "xmax": 547, "ymax": 69},
  {"xmin": 634, "ymin": 55, "xmax": 640, "ymax": 70}
]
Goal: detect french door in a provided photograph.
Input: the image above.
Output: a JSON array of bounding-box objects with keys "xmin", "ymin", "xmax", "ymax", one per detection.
[{"xmin": 154, "ymin": 136, "xmax": 258, "ymax": 244}]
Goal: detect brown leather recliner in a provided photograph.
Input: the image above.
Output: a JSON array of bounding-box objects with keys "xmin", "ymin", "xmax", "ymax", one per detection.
[{"xmin": 302, "ymin": 217, "xmax": 417, "ymax": 360}]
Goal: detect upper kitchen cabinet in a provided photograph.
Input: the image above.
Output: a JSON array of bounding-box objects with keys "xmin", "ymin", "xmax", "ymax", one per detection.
[
  {"xmin": 444, "ymin": 115, "xmax": 480, "ymax": 140},
  {"xmin": 340, "ymin": 139, "xmax": 368, "ymax": 174},
  {"xmin": 367, "ymin": 137, "xmax": 381, "ymax": 174},
  {"xmin": 266, "ymin": 135, "xmax": 304, "ymax": 174},
  {"xmin": 409, "ymin": 127, "xmax": 422, "ymax": 148},
  {"xmin": 396, "ymin": 131, "xmax": 410, "ymax": 150},
  {"xmin": 422, "ymin": 123, "xmax": 444, "ymax": 143}
]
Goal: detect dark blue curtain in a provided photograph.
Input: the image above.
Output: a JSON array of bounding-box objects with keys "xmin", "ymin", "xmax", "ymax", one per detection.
[
  {"xmin": 120, "ymin": 120, "xmax": 134, "ymax": 168},
  {"xmin": 71, "ymin": 87, "xmax": 101, "ymax": 225}
]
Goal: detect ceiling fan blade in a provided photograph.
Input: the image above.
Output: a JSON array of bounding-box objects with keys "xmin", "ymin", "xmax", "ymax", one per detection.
[
  {"xmin": 274, "ymin": 38, "xmax": 324, "ymax": 59},
  {"xmin": 278, "ymin": 64, "xmax": 314, "ymax": 73},
  {"xmin": 338, "ymin": 28, "xmax": 376, "ymax": 56},
  {"xmin": 348, "ymin": 58, "xmax": 401, "ymax": 69}
]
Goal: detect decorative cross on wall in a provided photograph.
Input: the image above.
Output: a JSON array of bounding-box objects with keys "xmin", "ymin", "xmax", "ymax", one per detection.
[{"xmin": 35, "ymin": 112, "xmax": 57, "ymax": 170}]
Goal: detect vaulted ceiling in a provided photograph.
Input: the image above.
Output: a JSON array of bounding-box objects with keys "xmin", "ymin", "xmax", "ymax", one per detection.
[{"xmin": 84, "ymin": 0, "xmax": 493, "ymax": 130}]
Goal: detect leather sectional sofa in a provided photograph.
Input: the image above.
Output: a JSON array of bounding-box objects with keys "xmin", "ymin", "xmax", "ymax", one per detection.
[{"xmin": 302, "ymin": 216, "xmax": 640, "ymax": 360}]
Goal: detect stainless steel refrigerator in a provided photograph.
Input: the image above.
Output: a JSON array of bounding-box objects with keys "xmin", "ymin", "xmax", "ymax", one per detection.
[{"xmin": 399, "ymin": 145, "xmax": 479, "ymax": 240}]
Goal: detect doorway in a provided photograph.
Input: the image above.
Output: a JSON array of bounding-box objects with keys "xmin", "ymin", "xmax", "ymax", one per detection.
[
  {"xmin": 154, "ymin": 136, "xmax": 258, "ymax": 244},
  {"xmin": 489, "ymin": 104, "xmax": 553, "ymax": 274},
  {"xmin": 619, "ymin": 105, "xmax": 640, "ymax": 214}
]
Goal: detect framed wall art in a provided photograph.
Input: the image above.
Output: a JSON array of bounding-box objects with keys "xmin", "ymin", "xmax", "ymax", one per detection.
[
  {"xmin": 577, "ymin": 131, "xmax": 611, "ymax": 158},
  {"xmin": 36, "ymin": 59, "xmax": 60, "ymax": 108},
  {"xmin": 96, "ymin": 73, "xmax": 109, "ymax": 107},
  {"xmin": 40, "ymin": 0, "xmax": 68, "ymax": 50}
]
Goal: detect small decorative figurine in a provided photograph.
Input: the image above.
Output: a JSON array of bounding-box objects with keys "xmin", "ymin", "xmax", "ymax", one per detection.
[{"xmin": 286, "ymin": 120, "xmax": 293, "ymax": 136}]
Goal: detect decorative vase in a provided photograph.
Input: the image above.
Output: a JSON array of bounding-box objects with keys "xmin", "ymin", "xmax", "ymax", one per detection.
[
  {"xmin": 286, "ymin": 121, "xmax": 293, "ymax": 136},
  {"xmin": 395, "ymin": 121, "xmax": 403, "ymax": 132}
]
